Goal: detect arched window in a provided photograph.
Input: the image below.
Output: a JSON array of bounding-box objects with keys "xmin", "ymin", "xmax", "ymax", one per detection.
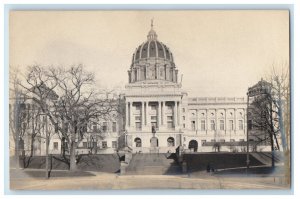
[
  {"xmin": 134, "ymin": 137, "xmax": 142, "ymax": 147},
  {"xmin": 188, "ymin": 140, "xmax": 198, "ymax": 152},
  {"xmin": 167, "ymin": 137, "xmax": 175, "ymax": 147}
]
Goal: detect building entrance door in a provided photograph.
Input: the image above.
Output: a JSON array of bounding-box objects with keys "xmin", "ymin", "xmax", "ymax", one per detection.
[{"xmin": 150, "ymin": 137, "xmax": 158, "ymax": 147}]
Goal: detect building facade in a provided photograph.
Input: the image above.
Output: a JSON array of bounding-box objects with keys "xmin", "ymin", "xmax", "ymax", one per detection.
[
  {"xmin": 10, "ymin": 23, "xmax": 273, "ymax": 157},
  {"xmin": 123, "ymin": 23, "xmax": 259, "ymax": 153}
]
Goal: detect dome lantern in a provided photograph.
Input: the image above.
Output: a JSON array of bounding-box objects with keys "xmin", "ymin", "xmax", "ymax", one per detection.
[{"xmin": 147, "ymin": 19, "xmax": 157, "ymax": 41}]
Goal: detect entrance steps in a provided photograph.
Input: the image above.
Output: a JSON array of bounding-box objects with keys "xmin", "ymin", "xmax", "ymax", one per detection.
[
  {"xmin": 251, "ymin": 152, "xmax": 283, "ymax": 165},
  {"xmin": 125, "ymin": 153, "xmax": 181, "ymax": 175}
]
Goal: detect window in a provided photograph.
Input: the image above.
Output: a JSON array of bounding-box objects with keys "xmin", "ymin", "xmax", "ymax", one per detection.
[
  {"xmin": 230, "ymin": 139, "xmax": 235, "ymax": 142},
  {"xmin": 201, "ymin": 120, "xmax": 206, "ymax": 131},
  {"xmin": 167, "ymin": 137, "xmax": 175, "ymax": 147},
  {"xmin": 151, "ymin": 105, "xmax": 156, "ymax": 110},
  {"xmin": 151, "ymin": 116, "xmax": 157, "ymax": 121},
  {"xmin": 248, "ymin": 120, "xmax": 252, "ymax": 130},
  {"xmin": 102, "ymin": 122, "xmax": 107, "ymax": 132},
  {"xmin": 167, "ymin": 105, "xmax": 173, "ymax": 110},
  {"xmin": 220, "ymin": 120, "xmax": 225, "ymax": 130},
  {"xmin": 134, "ymin": 138, "xmax": 142, "ymax": 147},
  {"xmin": 92, "ymin": 142, "xmax": 97, "ymax": 147},
  {"xmin": 191, "ymin": 121, "xmax": 196, "ymax": 131},
  {"xmin": 182, "ymin": 108, "xmax": 185, "ymax": 113},
  {"xmin": 167, "ymin": 116, "xmax": 173, "ymax": 129},
  {"xmin": 135, "ymin": 105, "xmax": 141, "ymax": 111},
  {"xmin": 102, "ymin": 141, "xmax": 107, "ymax": 148},
  {"xmin": 112, "ymin": 141, "xmax": 117, "ymax": 148},
  {"xmin": 112, "ymin": 122, "xmax": 117, "ymax": 132},
  {"xmin": 53, "ymin": 142, "xmax": 58, "ymax": 150},
  {"xmin": 167, "ymin": 121, "xmax": 173, "ymax": 128},
  {"xmin": 83, "ymin": 142, "xmax": 87, "ymax": 148},
  {"xmin": 211, "ymin": 139, "xmax": 216, "ymax": 142},
  {"xmin": 238, "ymin": 120, "xmax": 243, "ymax": 130},
  {"xmin": 239, "ymin": 139, "xmax": 245, "ymax": 142},
  {"xmin": 183, "ymin": 123, "xmax": 186, "ymax": 128},
  {"xmin": 135, "ymin": 122, "xmax": 142, "ymax": 130},
  {"xmin": 210, "ymin": 120, "xmax": 215, "ymax": 130},
  {"xmin": 183, "ymin": 116, "xmax": 185, "ymax": 121},
  {"xmin": 93, "ymin": 122, "xmax": 97, "ymax": 132},
  {"xmin": 220, "ymin": 139, "xmax": 225, "ymax": 143},
  {"xmin": 229, "ymin": 120, "xmax": 234, "ymax": 131},
  {"xmin": 136, "ymin": 116, "xmax": 141, "ymax": 130}
]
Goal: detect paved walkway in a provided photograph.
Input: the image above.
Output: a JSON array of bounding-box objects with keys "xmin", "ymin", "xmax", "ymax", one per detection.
[{"xmin": 10, "ymin": 169, "xmax": 290, "ymax": 190}]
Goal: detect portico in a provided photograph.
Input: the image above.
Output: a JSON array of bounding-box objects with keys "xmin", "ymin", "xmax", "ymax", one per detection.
[{"xmin": 125, "ymin": 99, "xmax": 182, "ymax": 132}]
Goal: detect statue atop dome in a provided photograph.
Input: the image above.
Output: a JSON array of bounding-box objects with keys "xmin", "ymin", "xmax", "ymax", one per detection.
[{"xmin": 147, "ymin": 18, "xmax": 157, "ymax": 41}]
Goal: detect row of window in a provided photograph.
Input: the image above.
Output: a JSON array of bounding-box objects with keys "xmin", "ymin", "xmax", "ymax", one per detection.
[
  {"xmin": 135, "ymin": 115, "xmax": 175, "ymax": 130},
  {"xmin": 92, "ymin": 122, "xmax": 117, "ymax": 133},
  {"xmin": 135, "ymin": 104, "xmax": 175, "ymax": 111},
  {"xmin": 52, "ymin": 141, "xmax": 118, "ymax": 150},
  {"xmin": 201, "ymin": 139, "xmax": 245, "ymax": 143},
  {"xmin": 186, "ymin": 119, "xmax": 244, "ymax": 131},
  {"xmin": 134, "ymin": 137, "xmax": 175, "ymax": 147}
]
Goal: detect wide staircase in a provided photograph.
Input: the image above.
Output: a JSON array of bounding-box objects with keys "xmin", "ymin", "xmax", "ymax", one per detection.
[
  {"xmin": 125, "ymin": 153, "xmax": 181, "ymax": 175},
  {"xmin": 251, "ymin": 152, "xmax": 283, "ymax": 165}
]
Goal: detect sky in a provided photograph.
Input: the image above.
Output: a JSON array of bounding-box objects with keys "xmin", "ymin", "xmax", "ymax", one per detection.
[{"xmin": 9, "ymin": 10, "xmax": 289, "ymax": 98}]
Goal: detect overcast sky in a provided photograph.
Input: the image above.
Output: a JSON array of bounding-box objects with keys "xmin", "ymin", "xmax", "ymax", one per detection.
[{"xmin": 9, "ymin": 10, "xmax": 289, "ymax": 97}]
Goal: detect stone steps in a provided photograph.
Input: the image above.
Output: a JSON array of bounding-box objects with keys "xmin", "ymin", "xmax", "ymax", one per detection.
[{"xmin": 125, "ymin": 153, "xmax": 181, "ymax": 175}]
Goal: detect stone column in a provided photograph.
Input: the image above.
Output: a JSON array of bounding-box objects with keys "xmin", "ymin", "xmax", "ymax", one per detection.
[
  {"xmin": 175, "ymin": 70, "xmax": 178, "ymax": 83},
  {"xmin": 125, "ymin": 101, "xmax": 129, "ymax": 127},
  {"xmin": 243, "ymin": 108, "xmax": 246, "ymax": 135},
  {"xmin": 131, "ymin": 70, "xmax": 135, "ymax": 82},
  {"xmin": 206, "ymin": 108, "xmax": 208, "ymax": 134},
  {"xmin": 234, "ymin": 108, "xmax": 237, "ymax": 133},
  {"xmin": 158, "ymin": 101, "xmax": 161, "ymax": 128},
  {"xmin": 178, "ymin": 101, "xmax": 182, "ymax": 127},
  {"xmin": 141, "ymin": 101, "xmax": 144, "ymax": 129},
  {"xmin": 174, "ymin": 101, "xmax": 178, "ymax": 128},
  {"xmin": 146, "ymin": 101, "xmax": 150, "ymax": 129},
  {"xmin": 130, "ymin": 101, "xmax": 134, "ymax": 128},
  {"xmin": 162, "ymin": 101, "xmax": 165, "ymax": 126},
  {"xmin": 215, "ymin": 109, "xmax": 218, "ymax": 139},
  {"xmin": 128, "ymin": 71, "xmax": 131, "ymax": 83},
  {"xmin": 224, "ymin": 109, "xmax": 227, "ymax": 135},
  {"xmin": 173, "ymin": 69, "xmax": 176, "ymax": 82},
  {"xmin": 196, "ymin": 109, "xmax": 199, "ymax": 133},
  {"xmin": 137, "ymin": 68, "xmax": 140, "ymax": 81}
]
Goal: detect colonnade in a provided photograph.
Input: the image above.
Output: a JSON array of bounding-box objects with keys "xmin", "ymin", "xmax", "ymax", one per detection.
[{"xmin": 125, "ymin": 100, "xmax": 181, "ymax": 131}]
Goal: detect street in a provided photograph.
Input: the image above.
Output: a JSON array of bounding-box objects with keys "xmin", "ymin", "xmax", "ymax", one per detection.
[{"xmin": 10, "ymin": 169, "xmax": 289, "ymax": 190}]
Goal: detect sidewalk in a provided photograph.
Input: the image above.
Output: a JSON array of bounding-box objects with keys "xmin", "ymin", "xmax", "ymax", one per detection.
[{"xmin": 9, "ymin": 168, "xmax": 290, "ymax": 190}]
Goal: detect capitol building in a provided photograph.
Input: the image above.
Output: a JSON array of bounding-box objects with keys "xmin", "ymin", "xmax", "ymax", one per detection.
[
  {"xmin": 123, "ymin": 22, "xmax": 249, "ymax": 154},
  {"xmin": 12, "ymin": 22, "xmax": 273, "ymax": 157}
]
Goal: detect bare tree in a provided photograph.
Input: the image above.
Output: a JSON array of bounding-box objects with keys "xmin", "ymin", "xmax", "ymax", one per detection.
[
  {"xmin": 9, "ymin": 70, "xmax": 29, "ymax": 169},
  {"xmin": 248, "ymin": 61, "xmax": 290, "ymax": 183},
  {"xmin": 21, "ymin": 106, "xmax": 46, "ymax": 168},
  {"xmin": 19, "ymin": 64, "xmax": 117, "ymax": 171}
]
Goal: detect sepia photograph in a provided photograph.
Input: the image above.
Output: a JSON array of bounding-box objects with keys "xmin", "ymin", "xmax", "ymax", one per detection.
[{"xmin": 8, "ymin": 9, "xmax": 291, "ymax": 191}]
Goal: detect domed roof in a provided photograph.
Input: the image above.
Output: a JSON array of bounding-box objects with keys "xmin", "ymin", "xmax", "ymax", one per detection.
[{"xmin": 132, "ymin": 20, "xmax": 174, "ymax": 64}]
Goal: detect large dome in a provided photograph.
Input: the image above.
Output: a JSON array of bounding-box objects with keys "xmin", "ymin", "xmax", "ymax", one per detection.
[
  {"xmin": 128, "ymin": 21, "xmax": 178, "ymax": 84},
  {"xmin": 132, "ymin": 40, "xmax": 174, "ymax": 63}
]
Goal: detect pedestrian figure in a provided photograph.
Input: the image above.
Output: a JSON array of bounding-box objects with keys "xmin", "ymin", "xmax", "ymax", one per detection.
[{"xmin": 207, "ymin": 164, "xmax": 211, "ymax": 172}]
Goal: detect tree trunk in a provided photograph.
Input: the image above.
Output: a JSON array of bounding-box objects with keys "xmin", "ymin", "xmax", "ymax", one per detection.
[
  {"xmin": 69, "ymin": 133, "xmax": 77, "ymax": 171},
  {"xmin": 269, "ymin": 132, "xmax": 275, "ymax": 168},
  {"xmin": 14, "ymin": 147, "xmax": 20, "ymax": 170}
]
